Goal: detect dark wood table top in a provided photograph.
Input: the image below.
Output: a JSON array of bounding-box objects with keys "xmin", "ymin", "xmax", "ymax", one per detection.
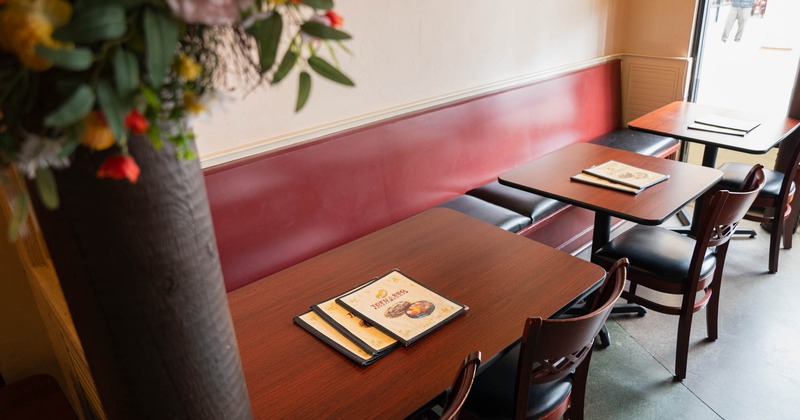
[
  {"xmin": 227, "ymin": 208, "xmax": 606, "ymax": 418},
  {"xmin": 499, "ymin": 142, "xmax": 723, "ymax": 226},
  {"xmin": 628, "ymin": 101, "xmax": 800, "ymax": 155}
]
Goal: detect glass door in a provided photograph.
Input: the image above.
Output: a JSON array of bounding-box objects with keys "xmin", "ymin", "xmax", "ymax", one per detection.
[
  {"xmin": 689, "ymin": 0, "xmax": 800, "ymax": 165},
  {"xmin": 693, "ymin": 0, "xmax": 800, "ymax": 115}
]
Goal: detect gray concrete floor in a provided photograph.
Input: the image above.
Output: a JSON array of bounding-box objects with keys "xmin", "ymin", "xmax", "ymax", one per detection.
[{"xmin": 578, "ymin": 216, "xmax": 800, "ymax": 419}]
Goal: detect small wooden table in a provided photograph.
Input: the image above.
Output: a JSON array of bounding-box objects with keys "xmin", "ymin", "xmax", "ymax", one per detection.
[
  {"xmin": 228, "ymin": 208, "xmax": 606, "ymax": 418},
  {"xmin": 499, "ymin": 142, "xmax": 723, "ymax": 254},
  {"xmin": 629, "ymin": 101, "xmax": 800, "ymax": 234},
  {"xmin": 628, "ymin": 101, "xmax": 800, "ymax": 168}
]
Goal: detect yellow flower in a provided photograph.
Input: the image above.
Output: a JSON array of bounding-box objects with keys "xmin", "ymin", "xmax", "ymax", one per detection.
[
  {"xmin": 177, "ymin": 54, "xmax": 202, "ymax": 81},
  {"xmin": 183, "ymin": 91, "xmax": 206, "ymax": 114},
  {"xmin": 0, "ymin": 0, "xmax": 73, "ymax": 71},
  {"xmin": 81, "ymin": 111, "xmax": 115, "ymax": 151}
]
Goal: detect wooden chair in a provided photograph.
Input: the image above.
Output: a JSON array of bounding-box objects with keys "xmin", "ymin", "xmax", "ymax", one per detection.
[
  {"xmin": 592, "ymin": 164, "xmax": 765, "ymax": 381},
  {"xmin": 715, "ymin": 133, "xmax": 800, "ymax": 273},
  {"xmin": 439, "ymin": 351, "xmax": 482, "ymax": 420},
  {"xmin": 460, "ymin": 258, "xmax": 627, "ymax": 420}
]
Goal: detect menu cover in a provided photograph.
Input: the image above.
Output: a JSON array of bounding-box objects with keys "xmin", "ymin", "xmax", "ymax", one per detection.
[
  {"xmin": 293, "ymin": 311, "xmax": 383, "ymax": 366},
  {"xmin": 694, "ymin": 114, "xmax": 760, "ymax": 133},
  {"xmin": 582, "ymin": 160, "xmax": 669, "ymax": 190},
  {"xmin": 335, "ymin": 270, "xmax": 467, "ymax": 346},
  {"xmin": 687, "ymin": 122, "xmax": 747, "ymax": 136},
  {"xmin": 311, "ymin": 281, "xmax": 400, "ymax": 355},
  {"xmin": 570, "ymin": 173, "xmax": 643, "ymax": 194}
]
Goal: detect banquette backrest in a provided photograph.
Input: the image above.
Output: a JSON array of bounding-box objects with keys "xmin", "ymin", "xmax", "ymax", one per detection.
[{"xmin": 204, "ymin": 60, "xmax": 623, "ymax": 292}]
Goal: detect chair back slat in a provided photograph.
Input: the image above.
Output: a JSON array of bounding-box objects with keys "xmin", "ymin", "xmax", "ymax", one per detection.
[
  {"xmin": 513, "ymin": 258, "xmax": 627, "ymax": 419},
  {"xmin": 697, "ymin": 165, "xmax": 765, "ymax": 250},
  {"xmin": 439, "ymin": 351, "xmax": 481, "ymax": 420}
]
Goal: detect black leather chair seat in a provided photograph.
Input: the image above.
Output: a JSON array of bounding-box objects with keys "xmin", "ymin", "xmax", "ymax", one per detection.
[
  {"xmin": 461, "ymin": 344, "xmax": 572, "ymax": 419},
  {"xmin": 467, "ymin": 181, "xmax": 567, "ymax": 222},
  {"xmin": 438, "ymin": 195, "xmax": 532, "ymax": 233},
  {"xmin": 594, "ymin": 225, "xmax": 716, "ymax": 283},
  {"xmin": 589, "ymin": 128, "xmax": 679, "ymax": 156},
  {"xmin": 716, "ymin": 161, "xmax": 795, "ymax": 198}
]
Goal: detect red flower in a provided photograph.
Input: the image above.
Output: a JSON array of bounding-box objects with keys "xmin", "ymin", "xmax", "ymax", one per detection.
[
  {"xmin": 124, "ymin": 110, "xmax": 149, "ymax": 134},
  {"xmin": 97, "ymin": 155, "xmax": 141, "ymax": 183},
  {"xmin": 325, "ymin": 10, "xmax": 343, "ymax": 28}
]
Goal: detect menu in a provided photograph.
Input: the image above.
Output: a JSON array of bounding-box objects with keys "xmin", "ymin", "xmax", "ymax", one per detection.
[
  {"xmin": 582, "ymin": 160, "xmax": 669, "ymax": 190},
  {"xmin": 570, "ymin": 172, "xmax": 644, "ymax": 194},
  {"xmin": 336, "ymin": 270, "xmax": 468, "ymax": 346},
  {"xmin": 293, "ymin": 311, "xmax": 382, "ymax": 366},
  {"xmin": 693, "ymin": 114, "xmax": 760, "ymax": 133},
  {"xmin": 311, "ymin": 282, "xmax": 400, "ymax": 355},
  {"xmin": 294, "ymin": 270, "xmax": 467, "ymax": 366},
  {"xmin": 687, "ymin": 114, "xmax": 761, "ymax": 136}
]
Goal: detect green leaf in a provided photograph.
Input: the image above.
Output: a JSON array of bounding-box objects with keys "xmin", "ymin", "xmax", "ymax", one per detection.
[
  {"xmin": 53, "ymin": 5, "xmax": 127, "ymax": 43},
  {"xmin": 272, "ymin": 50, "xmax": 297, "ymax": 85},
  {"xmin": 113, "ymin": 49, "xmax": 139, "ymax": 99},
  {"xmin": 247, "ymin": 12, "xmax": 283, "ymax": 73},
  {"xmin": 43, "ymin": 84, "xmax": 95, "ymax": 128},
  {"xmin": 143, "ymin": 7, "xmax": 179, "ymax": 89},
  {"xmin": 96, "ymin": 81, "xmax": 126, "ymax": 140},
  {"xmin": 296, "ymin": 71, "xmax": 311, "ymax": 112},
  {"xmin": 35, "ymin": 168, "xmax": 59, "ymax": 210},
  {"xmin": 308, "ymin": 56, "xmax": 354, "ymax": 86},
  {"xmin": 302, "ymin": 0, "xmax": 334, "ymax": 10},
  {"xmin": 140, "ymin": 84, "xmax": 162, "ymax": 110},
  {"xmin": 300, "ymin": 21, "xmax": 351, "ymax": 40},
  {"xmin": 34, "ymin": 46, "xmax": 93, "ymax": 71}
]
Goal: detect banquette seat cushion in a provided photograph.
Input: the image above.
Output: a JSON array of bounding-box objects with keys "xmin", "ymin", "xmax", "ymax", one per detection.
[
  {"xmin": 442, "ymin": 129, "xmax": 680, "ymax": 233},
  {"xmin": 467, "ymin": 180, "xmax": 567, "ymax": 222},
  {"xmin": 437, "ymin": 195, "xmax": 532, "ymax": 233},
  {"xmin": 589, "ymin": 128, "xmax": 679, "ymax": 157}
]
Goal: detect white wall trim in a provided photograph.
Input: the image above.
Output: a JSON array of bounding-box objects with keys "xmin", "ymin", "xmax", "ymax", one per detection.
[{"xmin": 199, "ymin": 55, "xmax": 627, "ymax": 168}]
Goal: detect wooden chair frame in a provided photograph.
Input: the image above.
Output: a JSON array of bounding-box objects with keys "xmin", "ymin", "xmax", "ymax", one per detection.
[
  {"xmin": 439, "ymin": 351, "xmax": 482, "ymax": 420},
  {"xmin": 745, "ymin": 132, "xmax": 800, "ymax": 273},
  {"xmin": 512, "ymin": 258, "xmax": 627, "ymax": 420},
  {"xmin": 596, "ymin": 165, "xmax": 765, "ymax": 381}
]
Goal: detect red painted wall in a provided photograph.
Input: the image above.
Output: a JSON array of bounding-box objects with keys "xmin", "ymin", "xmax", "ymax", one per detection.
[{"xmin": 205, "ymin": 60, "xmax": 622, "ymax": 291}]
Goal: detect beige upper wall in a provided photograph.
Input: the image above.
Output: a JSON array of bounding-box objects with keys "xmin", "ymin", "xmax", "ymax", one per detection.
[
  {"xmin": 195, "ymin": 0, "xmax": 631, "ymax": 164},
  {"xmin": 621, "ymin": 0, "xmax": 698, "ymax": 57}
]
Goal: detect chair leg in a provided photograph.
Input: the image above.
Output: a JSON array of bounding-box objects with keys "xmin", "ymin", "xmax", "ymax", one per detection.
[
  {"xmin": 785, "ymin": 203, "xmax": 798, "ymax": 250},
  {"xmin": 769, "ymin": 217, "xmax": 784, "ymax": 274},
  {"xmin": 595, "ymin": 324, "xmax": 610, "ymax": 348},
  {"xmin": 706, "ymin": 285, "xmax": 721, "ymax": 341},
  {"xmin": 675, "ymin": 297, "xmax": 696, "ymax": 381},
  {"xmin": 707, "ymin": 245, "xmax": 730, "ymax": 340},
  {"xmin": 627, "ymin": 282, "xmax": 638, "ymax": 304}
]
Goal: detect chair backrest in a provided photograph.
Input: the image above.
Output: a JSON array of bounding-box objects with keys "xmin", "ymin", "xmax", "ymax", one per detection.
[
  {"xmin": 776, "ymin": 131, "xmax": 800, "ymax": 197},
  {"xmin": 439, "ymin": 351, "xmax": 482, "ymax": 420},
  {"xmin": 512, "ymin": 258, "xmax": 627, "ymax": 419},
  {"xmin": 695, "ymin": 164, "xmax": 765, "ymax": 252}
]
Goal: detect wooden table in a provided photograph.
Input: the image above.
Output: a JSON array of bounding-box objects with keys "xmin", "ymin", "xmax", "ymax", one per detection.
[
  {"xmin": 227, "ymin": 208, "xmax": 606, "ymax": 418},
  {"xmin": 628, "ymin": 101, "xmax": 800, "ymax": 168},
  {"xmin": 498, "ymin": 142, "xmax": 723, "ymax": 254},
  {"xmin": 629, "ymin": 101, "xmax": 800, "ymax": 234}
]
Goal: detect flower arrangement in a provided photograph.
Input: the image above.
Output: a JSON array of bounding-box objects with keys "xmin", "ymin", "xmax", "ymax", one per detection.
[{"xmin": 0, "ymin": 0, "xmax": 353, "ymax": 235}]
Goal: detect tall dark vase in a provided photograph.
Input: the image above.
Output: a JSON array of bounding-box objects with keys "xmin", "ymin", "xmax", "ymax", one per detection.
[{"xmin": 30, "ymin": 135, "xmax": 252, "ymax": 419}]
